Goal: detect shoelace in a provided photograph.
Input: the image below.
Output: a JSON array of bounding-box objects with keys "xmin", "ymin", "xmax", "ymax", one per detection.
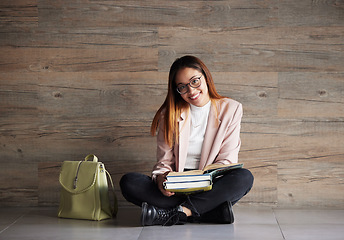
[
  {"xmin": 162, "ymin": 213, "xmax": 180, "ymax": 226},
  {"xmin": 156, "ymin": 208, "xmax": 180, "ymax": 226}
]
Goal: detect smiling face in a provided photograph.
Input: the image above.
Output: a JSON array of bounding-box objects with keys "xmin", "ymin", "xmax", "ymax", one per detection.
[{"xmin": 175, "ymin": 67, "xmax": 210, "ymax": 107}]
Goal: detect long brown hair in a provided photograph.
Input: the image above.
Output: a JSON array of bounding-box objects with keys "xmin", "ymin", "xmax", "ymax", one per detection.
[{"xmin": 151, "ymin": 55, "xmax": 225, "ymax": 147}]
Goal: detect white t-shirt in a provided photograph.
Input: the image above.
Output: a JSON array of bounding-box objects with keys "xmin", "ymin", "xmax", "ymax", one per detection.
[{"xmin": 184, "ymin": 101, "xmax": 211, "ymax": 170}]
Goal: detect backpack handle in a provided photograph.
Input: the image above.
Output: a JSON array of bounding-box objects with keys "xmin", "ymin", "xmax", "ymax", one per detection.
[{"xmin": 84, "ymin": 154, "xmax": 98, "ymax": 162}]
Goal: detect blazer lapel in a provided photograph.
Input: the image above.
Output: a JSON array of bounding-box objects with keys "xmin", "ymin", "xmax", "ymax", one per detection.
[{"xmin": 178, "ymin": 110, "xmax": 190, "ymax": 172}]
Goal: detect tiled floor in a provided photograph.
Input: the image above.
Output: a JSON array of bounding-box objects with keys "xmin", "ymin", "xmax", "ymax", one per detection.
[{"xmin": 0, "ymin": 206, "xmax": 343, "ymax": 240}]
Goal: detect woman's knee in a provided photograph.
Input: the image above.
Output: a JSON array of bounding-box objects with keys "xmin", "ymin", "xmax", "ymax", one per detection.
[
  {"xmin": 119, "ymin": 172, "xmax": 140, "ymax": 193},
  {"xmin": 242, "ymin": 168, "xmax": 254, "ymax": 182},
  {"xmin": 239, "ymin": 167, "xmax": 253, "ymax": 182},
  {"xmin": 238, "ymin": 168, "xmax": 254, "ymax": 192},
  {"xmin": 226, "ymin": 168, "xmax": 254, "ymax": 191}
]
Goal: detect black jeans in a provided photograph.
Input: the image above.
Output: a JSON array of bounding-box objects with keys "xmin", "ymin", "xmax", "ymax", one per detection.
[{"xmin": 120, "ymin": 168, "xmax": 254, "ymax": 216}]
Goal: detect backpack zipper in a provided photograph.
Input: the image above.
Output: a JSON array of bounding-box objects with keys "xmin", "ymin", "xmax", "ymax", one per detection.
[{"xmin": 73, "ymin": 161, "xmax": 83, "ymax": 189}]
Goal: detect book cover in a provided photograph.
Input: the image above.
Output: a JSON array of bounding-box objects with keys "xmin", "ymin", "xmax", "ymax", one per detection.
[{"xmin": 163, "ymin": 163, "xmax": 243, "ymax": 193}]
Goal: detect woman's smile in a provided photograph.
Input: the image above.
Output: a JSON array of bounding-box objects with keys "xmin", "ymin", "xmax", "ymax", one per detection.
[
  {"xmin": 189, "ymin": 92, "xmax": 200, "ymax": 100},
  {"xmin": 175, "ymin": 67, "xmax": 210, "ymax": 107}
]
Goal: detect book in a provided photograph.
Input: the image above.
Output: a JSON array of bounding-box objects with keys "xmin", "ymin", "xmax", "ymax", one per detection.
[
  {"xmin": 163, "ymin": 180, "xmax": 213, "ymax": 193},
  {"xmin": 163, "ymin": 163, "xmax": 243, "ymax": 193}
]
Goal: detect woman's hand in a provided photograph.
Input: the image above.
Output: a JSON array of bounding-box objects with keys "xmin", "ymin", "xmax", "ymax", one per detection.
[{"xmin": 156, "ymin": 172, "xmax": 175, "ymax": 197}]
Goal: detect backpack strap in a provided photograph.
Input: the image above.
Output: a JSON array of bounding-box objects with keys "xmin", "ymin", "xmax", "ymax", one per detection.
[{"xmin": 106, "ymin": 170, "xmax": 118, "ymax": 217}]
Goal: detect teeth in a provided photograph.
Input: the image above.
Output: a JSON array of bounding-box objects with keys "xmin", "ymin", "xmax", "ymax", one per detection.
[{"xmin": 190, "ymin": 93, "xmax": 200, "ymax": 100}]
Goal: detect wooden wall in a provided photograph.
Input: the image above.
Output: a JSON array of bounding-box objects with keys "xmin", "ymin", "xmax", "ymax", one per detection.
[{"xmin": 0, "ymin": 0, "xmax": 343, "ymax": 208}]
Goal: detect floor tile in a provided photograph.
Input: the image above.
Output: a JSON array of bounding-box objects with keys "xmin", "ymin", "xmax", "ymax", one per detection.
[
  {"xmin": 0, "ymin": 208, "xmax": 143, "ymax": 240},
  {"xmin": 1, "ymin": 207, "xmax": 343, "ymax": 240},
  {"xmin": 273, "ymin": 209, "xmax": 344, "ymax": 224},
  {"xmin": 274, "ymin": 209, "xmax": 344, "ymax": 240},
  {"xmin": 279, "ymin": 224, "xmax": 344, "ymax": 240},
  {"xmin": 0, "ymin": 208, "xmax": 30, "ymax": 233},
  {"xmin": 234, "ymin": 206, "xmax": 278, "ymax": 224},
  {"xmin": 139, "ymin": 223, "xmax": 284, "ymax": 240},
  {"xmin": 138, "ymin": 207, "xmax": 284, "ymax": 240}
]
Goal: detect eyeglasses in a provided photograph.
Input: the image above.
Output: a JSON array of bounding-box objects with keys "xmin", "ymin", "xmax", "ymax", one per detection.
[{"xmin": 176, "ymin": 76, "xmax": 202, "ymax": 94}]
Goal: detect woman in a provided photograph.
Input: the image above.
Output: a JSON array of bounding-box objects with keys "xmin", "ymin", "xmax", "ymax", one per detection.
[{"xmin": 120, "ymin": 55, "xmax": 254, "ymax": 226}]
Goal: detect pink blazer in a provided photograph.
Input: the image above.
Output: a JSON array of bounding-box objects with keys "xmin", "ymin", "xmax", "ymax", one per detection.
[{"xmin": 152, "ymin": 98, "xmax": 243, "ymax": 180}]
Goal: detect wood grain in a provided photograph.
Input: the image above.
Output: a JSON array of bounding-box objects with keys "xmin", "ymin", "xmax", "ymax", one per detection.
[
  {"xmin": 158, "ymin": 27, "xmax": 344, "ymax": 72},
  {"xmin": 212, "ymin": 72, "xmax": 278, "ymax": 117},
  {"xmin": 241, "ymin": 118, "xmax": 344, "ymax": 163},
  {"xmin": 36, "ymin": 0, "xmax": 344, "ymax": 29},
  {"xmin": 0, "ymin": 0, "xmax": 343, "ymax": 208},
  {"xmin": 278, "ymin": 72, "xmax": 344, "ymax": 118},
  {"xmin": 0, "ymin": 0, "xmax": 38, "ymax": 32},
  {"xmin": 276, "ymin": 0, "xmax": 344, "ymax": 26},
  {"xmin": 0, "ymin": 47, "xmax": 158, "ymax": 72},
  {"xmin": 0, "ymin": 162, "xmax": 38, "ymax": 206},
  {"xmin": 0, "ymin": 27, "xmax": 158, "ymax": 49},
  {"xmin": 38, "ymin": 0, "xmax": 233, "ymax": 28},
  {"xmin": 278, "ymin": 157, "xmax": 344, "ymax": 208}
]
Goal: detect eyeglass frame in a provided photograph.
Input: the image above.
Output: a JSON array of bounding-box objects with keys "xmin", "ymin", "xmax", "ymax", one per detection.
[{"xmin": 176, "ymin": 76, "xmax": 202, "ymax": 94}]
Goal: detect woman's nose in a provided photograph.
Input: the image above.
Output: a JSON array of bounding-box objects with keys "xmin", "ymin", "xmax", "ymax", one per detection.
[{"xmin": 187, "ymin": 85, "xmax": 197, "ymax": 94}]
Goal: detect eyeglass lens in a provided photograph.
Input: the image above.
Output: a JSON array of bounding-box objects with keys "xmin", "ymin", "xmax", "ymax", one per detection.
[{"xmin": 177, "ymin": 77, "xmax": 202, "ymax": 94}]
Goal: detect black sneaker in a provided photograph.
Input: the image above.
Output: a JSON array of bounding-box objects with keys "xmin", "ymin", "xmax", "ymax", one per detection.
[
  {"xmin": 200, "ymin": 201, "xmax": 234, "ymax": 224},
  {"xmin": 141, "ymin": 202, "xmax": 187, "ymax": 226}
]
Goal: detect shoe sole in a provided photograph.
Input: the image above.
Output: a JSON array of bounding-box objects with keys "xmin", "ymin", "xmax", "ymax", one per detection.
[
  {"xmin": 227, "ymin": 201, "xmax": 234, "ymax": 224},
  {"xmin": 141, "ymin": 202, "xmax": 148, "ymax": 226}
]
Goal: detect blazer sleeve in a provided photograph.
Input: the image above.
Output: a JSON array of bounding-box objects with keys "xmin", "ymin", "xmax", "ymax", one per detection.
[
  {"xmin": 214, "ymin": 102, "xmax": 243, "ymax": 165},
  {"xmin": 151, "ymin": 116, "xmax": 176, "ymax": 181}
]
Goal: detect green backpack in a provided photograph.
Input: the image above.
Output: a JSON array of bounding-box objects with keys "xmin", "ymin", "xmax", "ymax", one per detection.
[{"xmin": 58, "ymin": 154, "xmax": 118, "ymax": 221}]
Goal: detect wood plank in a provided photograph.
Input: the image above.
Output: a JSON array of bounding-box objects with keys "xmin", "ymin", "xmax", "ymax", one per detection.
[
  {"xmin": 158, "ymin": 26, "xmax": 344, "ymax": 72},
  {"xmin": 236, "ymin": 160, "xmax": 277, "ymax": 205},
  {"xmin": 0, "ymin": 72, "xmax": 165, "ymax": 164},
  {"xmin": 38, "ymin": 0, "xmax": 234, "ymax": 28},
  {"xmin": 0, "ymin": 47, "xmax": 157, "ymax": 72},
  {"xmin": 239, "ymin": 118, "xmax": 288, "ymax": 205},
  {"xmin": 276, "ymin": 0, "xmax": 344, "ymax": 27},
  {"xmin": 212, "ymin": 72, "xmax": 278, "ymax": 117},
  {"xmin": 0, "ymin": 124, "xmax": 157, "ymax": 163},
  {"xmin": 224, "ymin": 0, "xmax": 344, "ymax": 27},
  {"xmin": 38, "ymin": 162, "xmax": 61, "ymax": 206},
  {"xmin": 0, "ymin": 72, "xmax": 167, "ymax": 121},
  {"xmin": 240, "ymin": 118, "xmax": 344, "ymax": 208},
  {"xmin": 0, "ymin": 73, "xmax": 40, "ymax": 116},
  {"xmin": 0, "ymin": 47, "xmax": 40, "ymax": 72},
  {"xmin": 0, "ymin": 27, "xmax": 158, "ymax": 49},
  {"xmin": 278, "ymin": 72, "xmax": 344, "ymax": 118},
  {"xmin": 0, "ymin": 162, "xmax": 38, "ymax": 206},
  {"xmin": 278, "ymin": 157, "xmax": 344, "ymax": 208},
  {"xmin": 241, "ymin": 118, "xmax": 344, "ymax": 163},
  {"xmin": 37, "ymin": 0, "xmax": 343, "ymax": 29},
  {"xmin": 0, "ymin": 0, "xmax": 38, "ymax": 32}
]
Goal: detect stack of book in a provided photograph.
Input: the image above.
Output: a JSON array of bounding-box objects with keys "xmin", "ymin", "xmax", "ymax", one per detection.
[{"xmin": 163, "ymin": 163, "xmax": 243, "ymax": 193}]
